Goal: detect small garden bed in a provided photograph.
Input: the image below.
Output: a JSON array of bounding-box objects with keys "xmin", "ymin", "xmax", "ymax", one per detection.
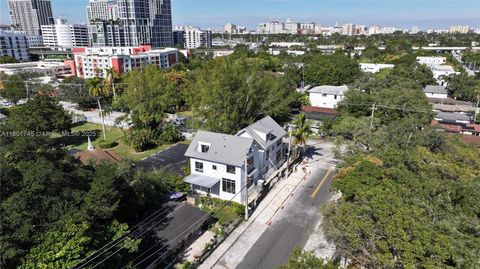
[{"xmin": 195, "ymin": 196, "xmax": 243, "ymax": 226}]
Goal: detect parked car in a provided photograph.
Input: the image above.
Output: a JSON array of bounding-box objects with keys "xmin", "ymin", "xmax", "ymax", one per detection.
[
  {"xmin": 0, "ymin": 100, "xmax": 11, "ymax": 107},
  {"xmin": 175, "ymin": 116, "xmax": 186, "ymax": 126}
]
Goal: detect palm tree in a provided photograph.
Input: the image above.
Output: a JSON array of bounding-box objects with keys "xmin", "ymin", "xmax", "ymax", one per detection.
[
  {"xmin": 104, "ymin": 68, "xmax": 118, "ymax": 97},
  {"xmin": 86, "ymin": 77, "xmax": 103, "ymax": 97},
  {"xmin": 292, "ymin": 113, "xmax": 312, "ymax": 147},
  {"xmin": 86, "ymin": 77, "xmax": 107, "ymax": 141}
]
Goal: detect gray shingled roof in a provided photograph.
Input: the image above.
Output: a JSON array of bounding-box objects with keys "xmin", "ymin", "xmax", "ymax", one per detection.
[
  {"xmin": 237, "ymin": 116, "xmax": 287, "ymax": 149},
  {"xmin": 434, "ymin": 112, "xmax": 472, "ymax": 123},
  {"xmin": 309, "ymin": 85, "xmax": 349, "ymax": 95},
  {"xmin": 185, "ymin": 130, "xmax": 253, "ymax": 167},
  {"xmin": 424, "ymin": 85, "xmax": 447, "ymax": 94}
]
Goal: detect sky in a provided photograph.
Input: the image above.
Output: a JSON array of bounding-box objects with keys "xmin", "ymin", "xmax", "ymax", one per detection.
[{"xmin": 0, "ymin": 0, "xmax": 479, "ymax": 30}]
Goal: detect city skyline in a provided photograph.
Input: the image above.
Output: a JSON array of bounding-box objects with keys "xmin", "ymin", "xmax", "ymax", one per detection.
[{"xmin": 0, "ymin": 0, "xmax": 479, "ymax": 30}]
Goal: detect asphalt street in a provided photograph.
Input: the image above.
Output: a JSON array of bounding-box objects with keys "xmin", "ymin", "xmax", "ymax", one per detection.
[{"xmin": 236, "ymin": 143, "xmax": 336, "ymax": 269}]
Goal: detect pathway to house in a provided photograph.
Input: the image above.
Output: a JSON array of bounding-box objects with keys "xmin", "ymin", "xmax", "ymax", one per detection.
[{"xmin": 197, "ymin": 140, "xmax": 337, "ymax": 269}]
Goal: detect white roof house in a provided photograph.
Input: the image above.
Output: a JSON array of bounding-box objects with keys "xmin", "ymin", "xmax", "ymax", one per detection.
[
  {"xmin": 423, "ymin": 85, "xmax": 448, "ymax": 99},
  {"xmin": 360, "ymin": 63, "xmax": 395, "ymax": 73},
  {"xmin": 184, "ymin": 116, "xmax": 288, "ymax": 203},
  {"xmin": 309, "ymin": 85, "xmax": 349, "ymax": 109}
]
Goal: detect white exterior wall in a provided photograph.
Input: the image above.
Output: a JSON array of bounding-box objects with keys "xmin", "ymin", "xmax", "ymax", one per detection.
[
  {"xmin": 189, "ymin": 158, "xmax": 245, "ymax": 204},
  {"xmin": 416, "ymin": 56, "xmax": 446, "ymax": 67},
  {"xmin": 425, "ymin": 92, "xmax": 448, "ymax": 99},
  {"xmin": 75, "ymin": 48, "xmax": 178, "ymax": 78},
  {"xmin": 360, "ymin": 63, "xmax": 394, "ymax": 73},
  {"xmin": 310, "ymin": 92, "xmax": 344, "ymax": 109}
]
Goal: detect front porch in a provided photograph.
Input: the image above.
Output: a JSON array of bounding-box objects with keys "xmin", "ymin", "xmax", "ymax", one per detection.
[{"xmin": 184, "ymin": 174, "xmax": 221, "ymax": 199}]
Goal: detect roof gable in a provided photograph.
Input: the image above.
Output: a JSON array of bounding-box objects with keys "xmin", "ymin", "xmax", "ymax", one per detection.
[
  {"xmin": 238, "ymin": 116, "xmax": 286, "ymax": 149},
  {"xmin": 185, "ymin": 130, "xmax": 253, "ymax": 167}
]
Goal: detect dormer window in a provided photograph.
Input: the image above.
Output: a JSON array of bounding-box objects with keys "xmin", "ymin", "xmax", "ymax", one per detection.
[
  {"xmin": 197, "ymin": 142, "xmax": 211, "ymax": 153},
  {"xmin": 201, "ymin": 144, "xmax": 209, "ymax": 153}
]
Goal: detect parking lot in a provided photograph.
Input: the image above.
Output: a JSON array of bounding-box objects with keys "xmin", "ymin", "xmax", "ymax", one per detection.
[{"xmin": 135, "ymin": 143, "xmax": 190, "ymax": 173}]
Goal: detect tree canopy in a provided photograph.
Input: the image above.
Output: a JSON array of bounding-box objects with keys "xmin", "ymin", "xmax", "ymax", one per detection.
[
  {"xmin": 321, "ymin": 58, "xmax": 480, "ymax": 268},
  {"xmin": 190, "ymin": 55, "xmax": 297, "ymax": 134}
]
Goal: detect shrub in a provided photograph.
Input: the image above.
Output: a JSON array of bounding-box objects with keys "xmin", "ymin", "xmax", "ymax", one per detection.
[
  {"xmin": 97, "ymin": 141, "xmax": 118, "ymax": 149},
  {"xmin": 124, "ymin": 128, "xmax": 155, "ymax": 152}
]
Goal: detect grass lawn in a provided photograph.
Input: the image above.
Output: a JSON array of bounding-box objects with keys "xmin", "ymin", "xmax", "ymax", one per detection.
[
  {"xmin": 65, "ymin": 122, "xmax": 174, "ymax": 161},
  {"xmin": 196, "ymin": 196, "xmax": 243, "ymax": 226}
]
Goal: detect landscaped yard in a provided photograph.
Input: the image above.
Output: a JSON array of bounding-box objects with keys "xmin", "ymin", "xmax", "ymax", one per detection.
[
  {"xmin": 196, "ymin": 196, "xmax": 243, "ymax": 226},
  {"xmin": 65, "ymin": 122, "xmax": 174, "ymax": 161}
]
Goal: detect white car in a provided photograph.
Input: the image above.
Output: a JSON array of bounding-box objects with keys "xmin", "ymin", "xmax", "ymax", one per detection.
[{"xmin": 0, "ymin": 100, "xmax": 11, "ymax": 107}]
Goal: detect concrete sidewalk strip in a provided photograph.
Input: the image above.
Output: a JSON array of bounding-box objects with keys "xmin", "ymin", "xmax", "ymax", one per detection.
[
  {"xmin": 185, "ymin": 230, "xmax": 216, "ymax": 262},
  {"xmin": 213, "ymin": 222, "xmax": 268, "ymax": 269}
]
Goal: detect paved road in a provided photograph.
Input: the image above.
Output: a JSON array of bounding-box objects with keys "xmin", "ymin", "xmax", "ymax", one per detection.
[
  {"xmin": 135, "ymin": 143, "xmax": 189, "ymax": 173},
  {"xmin": 235, "ymin": 142, "xmax": 336, "ymax": 269}
]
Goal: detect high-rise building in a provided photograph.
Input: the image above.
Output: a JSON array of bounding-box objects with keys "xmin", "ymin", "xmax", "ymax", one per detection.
[
  {"xmin": 8, "ymin": 0, "xmax": 53, "ymax": 36},
  {"xmin": 0, "ymin": 30, "xmax": 30, "ymax": 61},
  {"xmin": 449, "ymin": 25, "xmax": 469, "ymax": 34},
  {"xmin": 41, "ymin": 19, "xmax": 89, "ymax": 49},
  {"xmin": 342, "ymin": 23, "xmax": 355, "ymax": 36},
  {"xmin": 183, "ymin": 26, "xmax": 212, "ymax": 49},
  {"xmin": 299, "ymin": 22, "xmax": 315, "ymax": 34},
  {"xmin": 285, "ymin": 18, "xmax": 299, "ymax": 34},
  {"xmin": 224, "ymin": 23, "xmax": 236, "ymax": 34},
  {"xmin": 87, "ymin": 0, "xmax": 173, "ymax": 48}
]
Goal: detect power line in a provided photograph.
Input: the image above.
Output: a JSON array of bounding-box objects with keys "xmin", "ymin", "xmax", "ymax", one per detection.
[
  {"xmin": 123, "ymin": 183, "xmax": 249, "ymax": 269},
  {"xmin": 72, "ymin": 206, "xmax": 177, "ymax": 269}
]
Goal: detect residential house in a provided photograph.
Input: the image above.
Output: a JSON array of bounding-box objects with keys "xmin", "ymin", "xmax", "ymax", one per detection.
[
  {"xmin": 183, "ymin": 116, "xmax": 287, "ymax": 203},
  {"xmin": 360, "ymin": 63, "xmax": 394, "ymax": 73},
  {"xmin": 424, "ymin": 85, "xmax": 448, "ymax": 99},
  {"xmin": 309, "ymin": 85, "xmax": 349, "ymax": 109},
  {"xmin": 236, "ymin": 116, "xmax": 288, "ymax": 180}
]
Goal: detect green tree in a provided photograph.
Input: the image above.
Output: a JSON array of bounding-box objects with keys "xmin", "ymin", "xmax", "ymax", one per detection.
[
  {"xmin": 446, "ymin": 73, "xmax": 478, "ymax": 101},
  {"xmin": 7, "ymin": 95, "xmax": 72, "ymax": 133},
  {"xmin": 0, "ymin": 55, "xmax": 18, "ymax": 64},
  {"xmin": 292, "ymin": 113, "xmax": 312, "ymax": 146},
  {"xmin": 20, "ymin": 221, "xmax": 92, "ymax": 269},
  {"xmin": 191, "ymin": 55, "xmax": 296, "ymax": 134},
  {"xmin": 0, "ymin": 74, "xmax": 27, "ymax": 104},
  {"xmin": 304, "ymin": 53, "xmax": 361, "ymax": 86}
]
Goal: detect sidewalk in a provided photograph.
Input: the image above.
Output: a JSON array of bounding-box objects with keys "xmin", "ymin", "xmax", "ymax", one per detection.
[{"xmin": 198, "ymin": 158, "xmax": 312, "ymax": 269}]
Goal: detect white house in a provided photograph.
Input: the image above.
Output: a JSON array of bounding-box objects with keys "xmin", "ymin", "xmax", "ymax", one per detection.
[
  {"xmin": 416, "ymin": 56, "xmax": 446, "ymax": 67},
  {"xmin": 360, "ymin": 63, "xmax": 394, "ymax": 73},
  {"xmin": 183, "ymin": 116, "xmax": 287, "ymax": 203},
  {"xmin": 309, "ymin": 85, "xmax": 349, "ymax": 109},
  {"xmin": 431, "ymin": 65, "xmax": 459, "ymax": 86},
  {"xmin": 424, "ymin": 85, "xmax": 448, "ymax": 99}
]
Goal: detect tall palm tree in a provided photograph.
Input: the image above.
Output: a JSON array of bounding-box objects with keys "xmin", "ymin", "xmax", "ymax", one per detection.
[
  {"xmin": 86, "ymin": 77, "xmax": 103, "ymax": 97},
  {"xmin": 292, "ymin": 113, "xmax": 312, "ymax": 147},
  {"xmin": 104, "ymin": 68, "xmax": 118, "ymax": 97},
  {"xmin": 86, "ymin": 77, "xmax": 107, "ymax": 141}
]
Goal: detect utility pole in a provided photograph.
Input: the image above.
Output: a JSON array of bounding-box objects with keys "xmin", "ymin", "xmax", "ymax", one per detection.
[
  {"xmin": 97, "ymin": 98, "xmax": 107, "ymax": 141},
  {"xmin": 370, "ymin": 103, "xmax": 376, "ymax": 129},
  {"xmin": 244, "ymin": 154, "xmax": 249, "ymax": 221},
  {"xmin": 475, "ymin": 93, "xmax": 480, "ymax": 123},
  {"xmin": 25, "ymin": 82, "xmax": 29, "ymax": 100},
  {"xmin": 285, "ymin": 125, "xmax": 293, "ymax": 180}
]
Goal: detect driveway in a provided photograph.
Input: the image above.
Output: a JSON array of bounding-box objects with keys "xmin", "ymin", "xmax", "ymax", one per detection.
[
  {"xmin": 135, "ymin": 143, "xmax": 189, "ymax": 173},
  {"xmin": 130, "ymin": 202, "xmax": 209, "ymax": 269}
]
